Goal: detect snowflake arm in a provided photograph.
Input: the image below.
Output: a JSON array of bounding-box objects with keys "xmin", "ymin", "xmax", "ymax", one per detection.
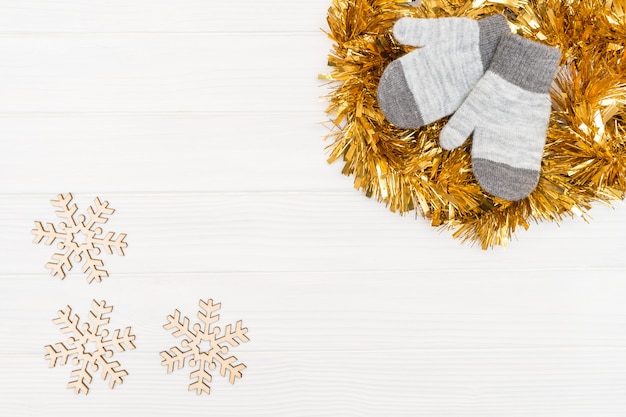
[
  {"xmin": 79, "ymin": 253, "xmax": 108, "ymax": 284},
  {"xmin": 44, "ymin": 342, "xmax": 78, "ymax": 368},
  {"xmin": 197, "ymin": 299, "xmax": 220, "ymax": 336},
  {"xmin": 93, "ymin": 231, "xmax": 128, "ymax": 256},
  {"xmin": 188, "ymin": 359, "xmax": 213, "ymax": 395},
  {"xmin": 53, "ymin": 306, "xmax": 83, "ymax": 336},
  {"xmin": 51, "ymin": 193, "xmax": 78, "ymax": 227},
  {"xmin": 104, "ymin": 327, "xmax": 137, "ymax": 352},
  {"xmin": 88, "ymin": 299, "xmax": 112, "ymax": 335},
  {"xmin": 68, "ymin": 360, "xmax": 93, "ymax": 395},
  {"xmin": 45, "ymin": 250, "xmax": 75, "ymax": 279},
  {"xmin": 164, "ymin": 309, "xmax": 195, "ymax": 339},
  {"xmin": 99, "ymin": 358, "xmax": 128, "ymax": 390},
  {"xmin": 84, "ymin": 197, "xmax": 113, "ymax": 229},
  {"xmin": 216, "ymin": 354, "xmax": 246, "ymax": 384},
  {"xmin": 160, "ymin": 346, "xmax": 193, "ymax": 373},
  {"xmin": 32, "ymin": 221, "xmax": 66, "ymax": 245},
  {"xmin": 215, "ymin": 320, "xmax": 250, "ymax": 347}
]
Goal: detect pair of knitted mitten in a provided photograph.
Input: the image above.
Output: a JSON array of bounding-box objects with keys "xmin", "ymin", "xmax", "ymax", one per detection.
[{"xmin": 377, "ymin": 15, "xmax": 561, "ymax": 201}]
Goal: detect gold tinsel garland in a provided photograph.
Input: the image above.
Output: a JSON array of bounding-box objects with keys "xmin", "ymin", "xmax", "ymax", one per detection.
[{"xmin": 322, "ymin": 0, "xmax": 626, "ymax": 248}]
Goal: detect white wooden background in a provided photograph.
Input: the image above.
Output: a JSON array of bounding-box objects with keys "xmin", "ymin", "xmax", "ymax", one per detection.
[{"xmin": 1, "ymin": 1, "xmax": 626, "ymax": 416}]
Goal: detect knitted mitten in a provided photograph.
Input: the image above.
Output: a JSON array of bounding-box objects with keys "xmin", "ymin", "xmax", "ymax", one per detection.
[
  {"xmin": 439, "ymin": 33, "xmax": 561, "ymax": 201},
  {"xmin": 377, "ymin": 14, "xmax": 509, "ymax": 129}
]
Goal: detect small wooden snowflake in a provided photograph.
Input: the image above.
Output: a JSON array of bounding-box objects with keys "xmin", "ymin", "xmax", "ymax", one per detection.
[
  {"xmin": 44, "ymin": 300, "xmax": 137, "ymax": 394},
  {"xmin": 32, "ymin": 193, "xmax": 128, "ymax": 283},
  {"xmin": 161, "ymin": 299, "xmax": 250, "ymax": 395}
]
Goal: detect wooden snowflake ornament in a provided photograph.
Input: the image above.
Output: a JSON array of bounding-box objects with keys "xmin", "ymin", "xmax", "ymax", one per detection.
[
  {"xmin": 44, "ymin": 300, "xmax": 137, "ymax": 394},
  {"xmin": 161, "ymin": 299, "xmax": 250, "ymax": 395},
  {"xmin": 32, "ymin": 193, "xmax": 128, "ymax": 283}
]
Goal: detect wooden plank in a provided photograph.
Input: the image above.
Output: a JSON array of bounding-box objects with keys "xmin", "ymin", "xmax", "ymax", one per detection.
[
  {"xmin": 2, "ymin": 351, "xmax": 626, "ymax": 416},
  {"xmin": 3, "ymin": 271, "xmax": 626, "ymax": 356},
  {"xmin": 4, "ymin": 194, "xmax": 626, "ymax": 275},
  {"xmin": 0, "ymin": 113, "xmax": 339, "ymax": 193},
  {"xmin": 0, "ymin": 34, "xmax": 332, "ymax": 113},
  {"xmin": 0, "ymin": 1, "xmax": 329, "ymax": 33}
]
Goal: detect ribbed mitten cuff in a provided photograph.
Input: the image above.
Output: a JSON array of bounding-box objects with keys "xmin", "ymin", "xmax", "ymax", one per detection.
[
  {"xmin": 477, "ymin": 14, "xmax": 510, "ymax": 69},
  {"xmin": 489, "ymin": 33, "xmax": 562, "ymax": 93}
]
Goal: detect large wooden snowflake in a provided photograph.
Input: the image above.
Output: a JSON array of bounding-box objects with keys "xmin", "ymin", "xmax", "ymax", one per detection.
[
  {"xmin": 44, "ymin": 299, "xmax": 137, "ymax": 394},
  {"xmin": 32, "ymin": 193, "xmax": 128, "ymax": 283},
  {"xmin": 161, "ymin": 299, "xmax": 250, "ymax": 395}
]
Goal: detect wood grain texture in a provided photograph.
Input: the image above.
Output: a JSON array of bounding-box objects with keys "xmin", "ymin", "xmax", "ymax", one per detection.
[
  {"xmin": 0, "ymin": 0, "xmax": 328, "ymax": 33},
  {"xmin": 3, "ymin": 351, "xmax": 626, "ymax": 416},
  {"xmin": 4, "ymin": 194, "xmax": 626, "ymax": 275},
  {"xmin": 0, "ymin": 113, "xmax": 336, "ymax": 193},
  {"xmin": 0, "ymin": 34, "xmax": 331, "ymax": 113},
  {"xmin": 1, "ymin": 1, "xmax": 626, "ymax": 416},
  {"xmin": 3, "ymin": 271, "xmax": 626, "ymax": 356}
]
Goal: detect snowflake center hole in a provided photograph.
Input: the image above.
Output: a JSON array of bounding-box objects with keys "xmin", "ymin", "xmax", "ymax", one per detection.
[
  {"xmin": 198, "ymin": 339, "xmax": 213, "ymax": 353},
  {"xmin": 83, "ymin": 341, "xmax": 98, "ymax": 355},
  {"xmin": 72, "ymin": 230, "xmax": 89, "ymax": 246}
]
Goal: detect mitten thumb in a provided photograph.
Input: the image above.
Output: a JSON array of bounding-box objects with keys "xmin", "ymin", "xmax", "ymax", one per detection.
[{"xmin": 439, "ymin": 104, "xmax": 477, "ymax": 150}]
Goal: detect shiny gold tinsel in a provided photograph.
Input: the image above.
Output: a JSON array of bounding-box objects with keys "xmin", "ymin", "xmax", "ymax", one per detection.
[{"xmin": 322, "ymin": 0, "xmax": 626, "ymax": 248}]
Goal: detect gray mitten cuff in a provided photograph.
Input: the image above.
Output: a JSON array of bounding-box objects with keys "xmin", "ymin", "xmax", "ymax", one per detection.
[
  {"xmin": 477, "ymin": 14, "xmax": 510, "ymax": 69},
  {"xmin": 489, "ymin": 33, "xmax": 562, "ymax": 93}
]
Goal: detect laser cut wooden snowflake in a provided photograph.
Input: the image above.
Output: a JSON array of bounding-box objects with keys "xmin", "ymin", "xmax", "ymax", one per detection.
[
  {"xmin": 161, "ymin": 299, "xmax": 250, "ymax": 395},
  {"xmin": 44, "ymin": 299, "xmax": 137, "ymax": 395},
  {"xmin": 32, "ymin": 193, "xmax": 128, "ymax": 283}
]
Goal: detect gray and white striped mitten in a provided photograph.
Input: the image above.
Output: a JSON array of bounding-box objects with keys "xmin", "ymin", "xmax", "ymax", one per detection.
[
  {"xmin": 377, "ymin": 14, "xmax": 509, "ymax": 129},
  {"xmin": 439, "ymin": 33, "xmax": 561, "ymax": 201}
]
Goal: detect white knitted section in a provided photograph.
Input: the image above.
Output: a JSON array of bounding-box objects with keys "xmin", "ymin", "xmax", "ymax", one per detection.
[
  {"xmin": 394, "ymin": 17, "xmax": 475, "ymax": 47},
  {"xmin": 462, "ymin": 71, "xmax": 552, "ymax": 170},
  {"xmin": 398, "ymin": 18, "xmax": 484, "ymax": 125}
]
